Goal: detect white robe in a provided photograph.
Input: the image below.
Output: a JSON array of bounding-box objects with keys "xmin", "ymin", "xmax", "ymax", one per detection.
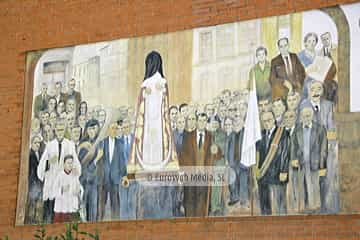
[{"xmin": 140, "ymin": 72, "xmax": 166, "ymax": 169}]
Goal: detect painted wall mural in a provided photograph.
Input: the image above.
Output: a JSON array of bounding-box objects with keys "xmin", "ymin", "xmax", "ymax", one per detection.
[{"xmin": 16, "ymin": 2, "xmax": 360, "ymax": 225}]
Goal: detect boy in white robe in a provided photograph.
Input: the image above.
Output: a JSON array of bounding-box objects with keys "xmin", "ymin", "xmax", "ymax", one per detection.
[{"xmin": 53, "ymin": 154, "xmax": 83, "ymax": 223}]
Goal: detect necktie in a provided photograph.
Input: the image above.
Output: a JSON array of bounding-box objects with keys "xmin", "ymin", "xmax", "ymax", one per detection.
[
  {"xmin": 42, "ymin": 95, "xmax": 46, "ymax": 110},
  {"xmin": 234, "ymin": 133, "xmax": 240, "ymax": 161},
  {"xmin": 58, "ymin": 141, "xmax": 62, "ymax": 163},
  {"xmin": 285, "ymin": 56, "xmax": 292, "ymax": 77},
  {"xmin": 315, "ymin": 105, "xmax": 319, "ymax": 112},
  {"xmin": 266, "ymin": 131, "xmax": 271, "ymax": 149},
  {"xmin": 198, "ymin": 132, "xmax": 203, "ymax": 149}
]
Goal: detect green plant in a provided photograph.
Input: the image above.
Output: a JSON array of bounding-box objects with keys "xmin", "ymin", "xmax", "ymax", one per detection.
[{"xmin": 1, "ymin": 222, "xmax": 99, "ymax": 240}]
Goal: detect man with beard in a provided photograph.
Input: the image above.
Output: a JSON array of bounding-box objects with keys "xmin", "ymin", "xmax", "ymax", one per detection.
[{"xmin": 179, "ymin": 113, "xmax": 221, "ymax": 217}]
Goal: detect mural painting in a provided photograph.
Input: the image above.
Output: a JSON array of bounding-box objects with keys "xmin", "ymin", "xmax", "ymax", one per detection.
[{"xmin": 16, "ymin": 3, "xmax": 360, "ymax": 225}]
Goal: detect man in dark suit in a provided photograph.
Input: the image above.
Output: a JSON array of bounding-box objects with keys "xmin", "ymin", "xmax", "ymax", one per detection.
[
  {"xmin": 291, "ymin": 107, "xmax": 328, "ymax": 212},
  {"xmin": 25, "ymin": 135, "xmax": 45, "ymax": 224},
  {"xmin": 118, "ymin": 118, "xmax": 137, "ymax": 220},
  {"xmin": 283, "ymin": 110, "xmax": 299, "ymax": 213},
  {"xmin": 53, "ymin": 81, "xmax": 67, "ymax": 104},
  {"xmin": 33, "ymin": 83, "xmax": 50, "ymax": 118},
  {"xmin": 226, "ymin": 117, "xmax": 247, "ymax": 207},
  {"xmin": 65, "ymin": 78, "xmax": 82, "ymax": 112},
  {"xmin": 78, "ymin": 119, "xmax": 102, "ymax": 222},
  {"xmin": 319, "ymin": 32, "xmax": 338, "ymax": 104},
  {"xmin": 179, "ymin": 113, "xmax": 222, "ymax": 217},
  {"xmin": 97, "ymin": 121, "xmax": 125, "ymax": 220},
  {"xmin": 256, "ymin": 111, "xmax": 290, "ymax": 215},
  {"xmin": 269, "ymin": 37, "xmax": 306, "ymax": 100},
  {"xmin": 169, "ymin": 105, "xmax": 178, "ymax": 131},
  {"xmin": 173, "ymin": 116, "xmax": 186, "ymax": 156}
]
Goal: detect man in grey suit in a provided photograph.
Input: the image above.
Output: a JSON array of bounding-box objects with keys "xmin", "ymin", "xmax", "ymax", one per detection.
[
  {"xmin": 300, "ymin": 80, "xmax": 338, "ymax": 213},
  {"xmin": 65, "ymin": 78, "xmax": 82, "ymax": 113},
  {"xmin": 300, "ymin": 81, "xmax": 335, "ymax": 131},
  {"xmin": 283, "ymin": 110, "xmax": 299, "ymax": 213},
  {"xmin": 33, "ymin": 83, "xmax": 50, "ymax": 118},
  {"xmin": 291, "ymin": 107, "xmax": 328, "ymax": 212}
]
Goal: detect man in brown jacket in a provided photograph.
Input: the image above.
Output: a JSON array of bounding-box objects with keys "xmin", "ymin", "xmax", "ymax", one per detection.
[
  {"xmin": 269, "ymin": 37, "xmax": 305, "ymax": 100},
  {"xmin": 179, "ymin": 113, "xmax": 222, "ymax": 217}
]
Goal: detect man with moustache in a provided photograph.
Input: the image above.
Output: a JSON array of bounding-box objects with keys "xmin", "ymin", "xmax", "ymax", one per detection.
[
  {"xmin": 300, "ymin": 80, "xmax": 338, "ymax": 213},
  {"xmin": 300, "ymin": 81, "xmax": 335, "ymax": 131}
]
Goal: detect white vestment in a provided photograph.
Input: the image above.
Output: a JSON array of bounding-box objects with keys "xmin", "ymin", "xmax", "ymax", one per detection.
[{"xmin": 140, "ymin": 72, "xmax": 166, "ymax": 168}]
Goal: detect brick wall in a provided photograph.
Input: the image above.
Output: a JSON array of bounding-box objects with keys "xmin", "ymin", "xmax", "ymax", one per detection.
[{"xmin": 1, "ymin": 0, "xmax": 360, "ymax": 239}]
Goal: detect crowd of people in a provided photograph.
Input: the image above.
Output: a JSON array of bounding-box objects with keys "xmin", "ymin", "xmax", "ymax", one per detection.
[{"xmin": 25, "ymin": 31, "xmax": 339, "ymax": 224}]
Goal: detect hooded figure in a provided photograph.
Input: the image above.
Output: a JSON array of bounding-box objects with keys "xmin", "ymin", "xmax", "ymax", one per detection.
[{"xmin": 128, "ymin": 51, "xmax": 178, "ymax": 173}]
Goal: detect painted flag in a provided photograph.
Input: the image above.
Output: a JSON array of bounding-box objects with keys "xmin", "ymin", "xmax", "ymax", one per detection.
[{"xmin": 241, "ymin": 78, "xmax": 261, "ymax": 167}]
